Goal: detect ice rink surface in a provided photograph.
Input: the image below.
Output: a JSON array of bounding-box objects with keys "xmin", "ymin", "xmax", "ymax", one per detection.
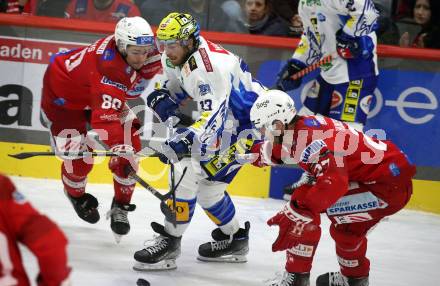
[{"xmin": 10, "ymin": 176, "xmax": 440, "ymax": 286}]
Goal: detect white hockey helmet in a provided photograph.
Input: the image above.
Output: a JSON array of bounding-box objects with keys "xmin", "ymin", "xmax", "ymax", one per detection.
[
  {"xmin": 115, "ymin": 16, "xmax": 154, "ymax": 54},
  {"xmin": 250, "ymin": 90, "xmax": 297, "ymax": 129}
]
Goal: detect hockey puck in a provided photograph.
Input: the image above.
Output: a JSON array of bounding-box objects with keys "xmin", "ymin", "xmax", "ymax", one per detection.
[{"xmin": 137, "ymin": 278, "xmax": 150, "ymax": 286}]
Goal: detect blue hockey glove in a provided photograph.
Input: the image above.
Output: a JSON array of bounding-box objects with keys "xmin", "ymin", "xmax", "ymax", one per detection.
[
  {"xmin": 336, "ymin": 29, "xmax": 374, "ymax": 59},
  {"xmin": 159, "ymin": 128, "xmax": 195, "ymax": 164},
  {"xmin": 276, "ymin": 58, "xmax": 307, "ymax": 91},
  {"xmin": 146, "ymin": 89, "xmax": 179, "ymax": 122}
]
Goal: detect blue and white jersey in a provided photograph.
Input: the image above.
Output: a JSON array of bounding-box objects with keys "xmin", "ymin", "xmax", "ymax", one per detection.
[
  {"xmin": 161, "ymin": 36, "xmax": 265, "ymax": 148},
  {"xmin": 160, "ymin": 36, "xmax": 266, "ymax": 180},
  {"xmin": 293, "ymin": 0, "xmax": 379, "ymax": 83}
]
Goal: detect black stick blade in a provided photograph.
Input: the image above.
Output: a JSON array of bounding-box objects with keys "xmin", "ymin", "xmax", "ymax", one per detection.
[{"xmin": 8, "ymin": 152, "xmax": 54, "ymax": 160}]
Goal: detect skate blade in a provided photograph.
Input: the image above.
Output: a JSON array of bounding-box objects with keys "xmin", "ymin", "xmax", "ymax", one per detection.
[
  {"xmin": 133, "ymin": 260, "xmax": 177, "ymax": 271},
  {"xmin": 113, "ymin": 233, "xmax": 122, "ymax": 244},
  {"xmin": 197, "ymin": 254, "xmax": 247, "ymax": 263}
]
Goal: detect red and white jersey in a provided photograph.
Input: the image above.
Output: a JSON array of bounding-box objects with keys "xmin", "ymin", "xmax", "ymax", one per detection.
[
  {"xmin": 65, "ymin": 0, "xmax": 141, "ymax": 22},
  {"xmin": 0, "ymin": 175, "xmax": 71, "ymax": 286},
  {"xmin": 272, "ymin": 115, "xmax": 416, "ymax": 213},
  {"xmin": 42, "ymin": 35, "xmax": 161, "ymax": 128}
]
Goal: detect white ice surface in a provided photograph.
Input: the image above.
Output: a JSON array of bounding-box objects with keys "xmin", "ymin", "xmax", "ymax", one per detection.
[{"xmin": 9, "ymin": 176, "xmax": 440, "ymax": 286}]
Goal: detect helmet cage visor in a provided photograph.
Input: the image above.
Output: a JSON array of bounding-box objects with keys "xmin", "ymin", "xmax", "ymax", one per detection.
[{"xmin": 156, "ymin": 38, "xmax": 189, "ymax": 53}]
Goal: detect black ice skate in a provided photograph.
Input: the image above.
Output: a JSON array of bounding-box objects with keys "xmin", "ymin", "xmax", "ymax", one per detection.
[
  {"xmin": 133, "ymin": 222, "xmax": 182, "ymax": 271},
  {"xmin": 265, "ymin": 271, "xmax": 310, "ymax": 286},
  {"xmin": 106, "ymin": 197, "xmax": 136, "ymax": 243},
  {"xmin": 197, "ymin": 221, "xmax": 250, "ymax": 263},
  {"xmin": 283, "ymin": 172, "xmax": 315, "ymax": 201},
  {"xmin": 316, "ymin": 272, "xmax": 369, "ymax": 286},
  {"xmin": 64, "ymin": 190, "xmax": 100, "ymax": 224}
]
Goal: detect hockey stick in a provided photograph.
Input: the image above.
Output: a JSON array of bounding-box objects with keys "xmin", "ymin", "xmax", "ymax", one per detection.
[
  {"xmin": 290, "ymin": 54, "xmax": 333, "ymax": 80},
  {"xmin": 7, "ymin": 150, "xmax": 162, "ymax": 160},
  {"xmin": 125, "ymin": 166, "xmax": 187, "ymax": 225},
  {"xmin": 272, "ymin": 53, "xmax": 334, "ymax": 89}
]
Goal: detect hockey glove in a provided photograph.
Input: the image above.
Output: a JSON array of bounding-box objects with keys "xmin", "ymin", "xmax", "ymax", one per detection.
[
  {"xmin": 146, "ymin": 89, "xmax": 179, "ymax": 122},
  {"xmin": 276, "ymin": 58, "xmax": 307, "ymax": 91},
  {"xmin": 108, "ymin": 144, "xmax": 138, "ymax": 177},
  {"xmin": 159, "ymin": 128, "xmax": 195, "ymax": 164},
  {"xmin": 267, "ymin": 201, "xmax": 320, "ymax": 252},
  {"xmin": 250, "ymin": 141, "xmax": 287, "ymax": 167},
  {"xmin": 336, "ymin": 29, "xmax": 374, "ymax": 59}
]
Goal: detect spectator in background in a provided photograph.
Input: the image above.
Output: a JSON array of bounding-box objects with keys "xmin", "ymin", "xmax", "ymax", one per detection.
[
  {"xmin": 269, "ymin": 0, "xmax": 303, "ymax": 37},
  {"xmin": 65, "ymin": 0, "xmax": 140, "ymax": 22},
  {"xmin": 398, "ymin": 0, "xmax": 440, "ymax": 48},
  {"xmin": 36, "ymin": 0, "xmax": 70, "ymax": 17},
  {"xmin": 184, "ymin": 0, "xmax": 243, "ymax": 32},
  {"xmin": 0, "ymin": 174, "xmax": 71, "ymax": 285},
  {"xmin": 0, "ymin": 0, "xmax": 32, "ymax": 13},
  {"xmin": 244, "ymin": 0, "xmax": 291, "ymax": 37},
  {"xmin": 138, "ymin": 0, "xmax": 178, "ymax": 25},
  {"xmin": 374, "ymin": 0, "xmax": 400, "ymax": 45},
  {"xmin": 220, "ymin": 0, "xmax": 248, "ymax": 33}
]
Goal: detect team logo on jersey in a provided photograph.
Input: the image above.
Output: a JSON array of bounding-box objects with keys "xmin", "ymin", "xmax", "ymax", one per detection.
[
  {"xmin": 53, "ymin": 98, "xmax": 66, "ymax": 106},
  {"xmin": 304, "ymin": 118, "xmax": 321, "ymax": 127},
  {"xmin": 102, "ymin": 49, "xmax": 115, "ymax": 61},
  {"xmin": 198, "ymin": 82, "xmax": 212, "ymax": 96},
  {"xmin": 389, "ymin": 163, "xmax": 401, "ymax": 177},
  {"xmin": 331, "ymin": 91, "xmax": 343, "ymax": 109},
  {"xmin": 188, "ymin": 56, "xmax": 198, "ymax": 71}
]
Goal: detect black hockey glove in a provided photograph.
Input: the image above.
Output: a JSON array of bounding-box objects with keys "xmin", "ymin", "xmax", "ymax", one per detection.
[{"xmin": 276, "ymin": 58, "xmax": 307, "ymax": 91}]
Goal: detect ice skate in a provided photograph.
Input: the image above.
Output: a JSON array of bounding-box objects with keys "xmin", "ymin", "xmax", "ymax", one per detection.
[
  {"xmin": 197, "ymin": 221, "xmax": 250, "ymax": 263},
  {"xmin": 316, "ymin": 272, "xmax": 369, "ymax": 286},
  {"xmin": 64, "ymin": 190, "xmax": 100, "ymax": 224},
  {"xmin": 133, "ymin": 222, "xmax": 182, "ymax": 271},
  {"xmin": 265, "ymin": 271, "xmax": 310, "ymax": 286},
  {"xmin": 106, "ymin": 197, "xmax": 136, "ymax": 243}
]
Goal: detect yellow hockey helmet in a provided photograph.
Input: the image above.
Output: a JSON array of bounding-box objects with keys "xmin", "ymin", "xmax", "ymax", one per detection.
[{"xmin": 156, "ymin": 12, "xmax": 200, "ymax": 43}]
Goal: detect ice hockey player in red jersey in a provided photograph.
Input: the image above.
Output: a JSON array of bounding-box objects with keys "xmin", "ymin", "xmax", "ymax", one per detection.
[
  {"xmin": 40, "ymin": 16, "xmax": 161, "ymax": 241},
  {"xmin": 0, "ymin": 174, "xmax": 71, "ymax": 286},
  {"xmin": 249, "ymin": 90, "xmax": 416, "ymax": 286},
  {"xmin": 65, "ymin": 0, "xmax": 141, "ymax": 22}
]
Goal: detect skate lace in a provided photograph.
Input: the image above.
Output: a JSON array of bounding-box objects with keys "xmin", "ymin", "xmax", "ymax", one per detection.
[
  {"xmin": 143, "ymin": 236, "xmax": 168, "ymax": 255},
  {"xmin": 330, "ymin": 272, "xmax": 348, "ymax": 286},
  {"xmin": 107, "ymin": 207, "xmax": 128, "ymax": 223},
  {"xmin": 211, "ymin": 236, "xmax": 233, "ymax": 251},
  {"xmin": 263, "ymin": 271, "xmax": 295, "ymax": 286}
]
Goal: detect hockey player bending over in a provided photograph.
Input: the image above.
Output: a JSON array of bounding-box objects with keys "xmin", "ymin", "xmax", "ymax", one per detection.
[
  {"xmin": 276, "ymin": 0, "xmax": 380, "ymax": 200},
  {"xmin": 249, "ymin": 91, "xmax": 416, "ymax": 286},
  {"xmin": 133, "ymin": 12, "xmax": 267, "ymax": 270},
  {"xmin": 0, "ymin": 174, "xmax": 71, "ymax": 285},
  {"xmin": 40, "ymin": 17, "xmax": 161, "ymax": 241}
]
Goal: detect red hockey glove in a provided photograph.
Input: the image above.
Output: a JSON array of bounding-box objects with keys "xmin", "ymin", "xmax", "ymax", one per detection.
[
  {"xmin": 267, "ymin": 201, "xmax": 320, "ymax": 252},
  {"xmin": 108, "ymin": 144, "xmax": 138, "ymax": 177},
  {"xmin": 250, "ymin": 141, "xmax": 286, "ymax": 167}
]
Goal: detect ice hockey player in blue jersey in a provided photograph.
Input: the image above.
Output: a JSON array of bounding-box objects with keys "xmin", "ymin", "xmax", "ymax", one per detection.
[
  {"xmin": 277, "ymin": 0, "xmax": 380, "ymax": 203},
  {"xmin": 133, "ymin": 12, "xmax": 266, "ymax": 271}
]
